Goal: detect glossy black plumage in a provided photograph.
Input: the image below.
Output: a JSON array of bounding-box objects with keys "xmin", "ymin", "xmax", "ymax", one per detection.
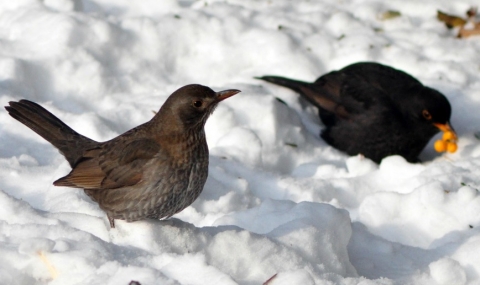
[{"xmin": 258, "ymin": 62, "xmax": 454, "ymax": 163}]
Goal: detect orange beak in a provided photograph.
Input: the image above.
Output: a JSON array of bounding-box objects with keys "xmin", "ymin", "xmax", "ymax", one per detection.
[
  {"xmin": 433, "ymin": 122, "xmax": 455, "ymax": 134},
  {"xmin": 433, "ymin": 122, "xmax": 457, "ymax": 140}
]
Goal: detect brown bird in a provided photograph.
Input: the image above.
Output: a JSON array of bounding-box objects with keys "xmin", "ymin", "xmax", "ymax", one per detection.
[{"xmin": 5, "ymin": 84, "xmax": 240, "ymax": 228}]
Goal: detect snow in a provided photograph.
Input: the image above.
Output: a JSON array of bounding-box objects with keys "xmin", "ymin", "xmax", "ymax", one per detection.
[{"xmin": 1, "ymin": 0, "xmax": 480, "ymax": 284}]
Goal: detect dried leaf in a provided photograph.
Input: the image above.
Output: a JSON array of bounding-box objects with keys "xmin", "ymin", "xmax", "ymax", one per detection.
[
  {"xmin": 285, "ymin": 142, "xmax": 298, "ymax": 148},
  {"xmin": 379, "ymin": 10, "xmax": 401, "ymax": 20},
  {"xmin": 263, "ymin": 274, "xmax": 278, "ymax": 285},
  {"xmin": 437, "ymin": 10, "xmax": 467, "ymax": 29},
  {"xmin": 458, "ymin": 23, "xmax": 480, "ymax": 38},
  {"xmin": 275, "ymin": 97, "xmax": 288, "ymax": 106},
  {"xmin": 38, "ymin": 251, "xmax": 58, "ymax": 280}
]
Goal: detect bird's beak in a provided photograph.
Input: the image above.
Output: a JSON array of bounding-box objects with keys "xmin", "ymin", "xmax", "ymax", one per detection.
[
  {"xmin": 216, "ymin": 89, "xmax": 241, "ymax": 101},
  {"xmin": 434, "ymin": 122, "xmax": 456, "ymax": 137}
]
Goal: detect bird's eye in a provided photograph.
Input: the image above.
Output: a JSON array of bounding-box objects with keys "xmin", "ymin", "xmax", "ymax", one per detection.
[
  {"xmin": 422, "ymin": 109, "xmax": 432, "ymax": 120},
  {"xmin": 193, "ymin": 100, "xmax": 203, "ymax": 108}
]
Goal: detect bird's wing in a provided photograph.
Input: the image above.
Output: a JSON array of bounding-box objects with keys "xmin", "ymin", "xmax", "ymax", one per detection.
[
  {"xmin": 259, "ymin": 70, "xmax": 394, "ymax": 120},
  {"xmin": 54, "ymin": 138, "xmax": 161, "ymax": 189},
  {"xmin": 308, "ymin": 71, "xmax": 351, "ymax": 118},
  {"xmin": 314, "ymin": 71, "xmax": 394, "ymax": 117}
]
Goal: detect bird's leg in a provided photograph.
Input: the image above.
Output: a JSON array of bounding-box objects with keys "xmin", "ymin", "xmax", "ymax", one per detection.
[{"xmin": 108, "ymin": 215, "xmax": 115, "ymax": 228}]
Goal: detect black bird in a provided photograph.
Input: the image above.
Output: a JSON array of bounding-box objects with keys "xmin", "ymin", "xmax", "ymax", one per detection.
[
  {"xmin": 258, "ymin": 62, "xmax": 456, "ymax": 163},
  {"xmin": 5, "ymin": 84, "xmax": 240, "ymax": 228}
]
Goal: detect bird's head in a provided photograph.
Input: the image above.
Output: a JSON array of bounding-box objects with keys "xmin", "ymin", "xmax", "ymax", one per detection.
[
  {"xmin": 157, "ymin": 84, "xmax": 240, "ymax": 131},
  {"xmin": 408, "ymin": 86, "xmax": 457, "ymax": 153}
]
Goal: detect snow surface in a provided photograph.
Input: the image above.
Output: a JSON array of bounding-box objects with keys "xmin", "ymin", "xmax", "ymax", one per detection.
[{"xmin": 1, "ymin": 0, "xmax": 480, "ymax": 284}]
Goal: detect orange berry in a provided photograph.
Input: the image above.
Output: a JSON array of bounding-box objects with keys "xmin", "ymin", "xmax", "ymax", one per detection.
[
  {"xmin": 434, "ymin": 139, "xmax": 447, "ymax": 152},
  {"xmin": 442, "ymin": 131, "xmax": 456, "ymax": 141},
  {"xmin": 447, "ymin": 142, "xmax": 458, "ymax": 153}
]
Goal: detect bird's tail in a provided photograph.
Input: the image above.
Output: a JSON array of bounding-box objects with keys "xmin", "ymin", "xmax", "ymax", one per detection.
[
  {"xmin": 256, "ymin": 75, "xmax": 345, "ymax": 117},
  {"xmin": 5, "ymin": 100, "xmax": 98, "ymax": 167},
  {"xmin": 256, "ymin": 75, "xmax": 312, "ymax": 95}
]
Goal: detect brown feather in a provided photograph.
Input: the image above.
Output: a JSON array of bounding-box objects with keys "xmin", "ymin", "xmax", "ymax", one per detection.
[
  {"xmin": 5, "ymin": 84, "xmax": 239, "ymax": 228},
  {"xmin": 54, "ymin": 158, "xmax": 105, "ymax": 189}
]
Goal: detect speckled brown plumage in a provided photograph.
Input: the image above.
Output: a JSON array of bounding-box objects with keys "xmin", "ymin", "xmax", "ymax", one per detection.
[{"xmin": 5, "ymin": 84, "xmax": 240, "ymax": 228}]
